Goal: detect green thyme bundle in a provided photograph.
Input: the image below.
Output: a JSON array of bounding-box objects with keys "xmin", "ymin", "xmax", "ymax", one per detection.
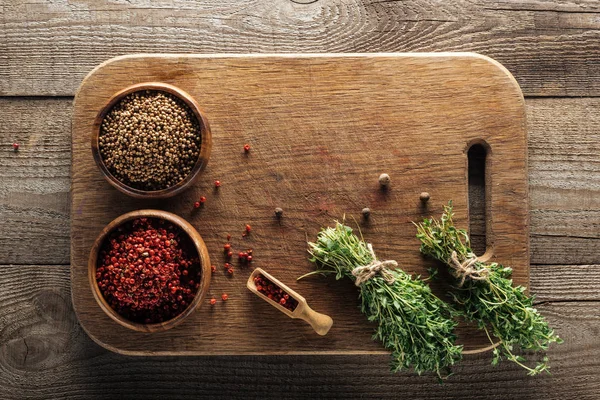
[
  {"xmin": 300, "ymin": 222, "xmax": 463, "ymax": 378},
  {"xmin": 415, "ymin": 202, "xmax": 563, "ymax": 375}
]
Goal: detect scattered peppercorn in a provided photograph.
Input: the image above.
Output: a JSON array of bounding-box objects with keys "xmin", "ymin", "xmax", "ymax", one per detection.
[
  {"xmin": 214, "ymin": 180, "xmax": 221, "ymax": 188},
  {"xmin": 244, "ymin": 144, "xmax": 251, "ymax": 152},
  {"xmin": 12, "ymin": 143, "xmax": 19, "ymax": 151},
  {"xmin": 199, "ymin": 196, "xmax": 206, "ymax": 204},
  {"xmin": 238, "ymin": 249, "xmax": 254, "ymax": 265},
  {"xmin": 224, "ymin": 243, "xmax": 231, "ymax": 251},
  {"xmin": 245, "ymin": 224, "xmax": 251, "ymax": 233},
  {"xmin": 253, "ymin": 274, "xmax": 298, "ymax": 311},
  {"xmin": 221, "ymin": 293, "xmax": 229, "ymax": 301},
  {"xmin": 224, "ymin": 262, "xmax": 231, "ymax": 270},
  {"xmin": 96, "ymin": 217, "xmax": 201, "ymax": 323},
  {"xmin": 98, "ymin": 90, "xmax": 201, "ymax": 191},
  {"xmin": 378, "ymin": 173, "xmax": 391, "ymax": 187},
  {"xmin": 227, "ymin": 268, "xmax": 234, "ymax": 275},
  {"xmin": 211, "ymin": 265, "xmax": 216, "ymax": 273},
  {"xmin": 210, "ymin": 298, "xmax": 217, "ymax": 305},
  {"xmin": 274, "ymin": 207, "xmax": 283, "ymax": 218},
  {"xmin": 362, "ymin": 207, "xmax": 371, "ymax": 219},
  {"xmin": 194, "ymin": 201, "xmax": 201, "ymax": 209},
  {"xmin": 227, "ymin": 251, "xmax": 233, "ymax": 258},
  {"xmin": 227, "ymin": 234, "xmax": 231, "ymax": 241}
]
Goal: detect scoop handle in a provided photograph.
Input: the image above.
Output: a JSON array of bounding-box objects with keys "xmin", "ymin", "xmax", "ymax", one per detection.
[{"xmin": 297, "ymin": 303, "xmax": 333, "ymax": 336}]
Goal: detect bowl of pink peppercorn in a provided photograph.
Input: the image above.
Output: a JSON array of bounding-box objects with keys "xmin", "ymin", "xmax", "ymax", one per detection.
[{"xmin": 88, "ymin": 209, "xmax": 211, "ymax": 332}]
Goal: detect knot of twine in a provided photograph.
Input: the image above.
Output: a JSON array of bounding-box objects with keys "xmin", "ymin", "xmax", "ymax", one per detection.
[
  {"xmin": 448, "ymin": 251, "xmax": 489, "ymax": 287},
  {"xmin": 351, "ymin": 244, "xmax": 397, "ymax": 286}
]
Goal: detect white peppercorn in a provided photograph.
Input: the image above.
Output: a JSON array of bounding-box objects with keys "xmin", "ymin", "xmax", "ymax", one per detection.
[
  {"xmin": 378, "ymin": 173, "xmax": 390, "ymax": 187},
  {"xmin": 362, "ymin": 207, "xmax": 371, "ymax": 219},
  {"xmin": 98, "ymin": 90, "xmax": 201, "ymax": 191}
]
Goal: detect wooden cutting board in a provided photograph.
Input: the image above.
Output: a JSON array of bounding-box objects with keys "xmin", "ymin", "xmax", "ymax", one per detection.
[{"xmin": 71, "ymin": 53, "xmax": 528, "ymax": 355}]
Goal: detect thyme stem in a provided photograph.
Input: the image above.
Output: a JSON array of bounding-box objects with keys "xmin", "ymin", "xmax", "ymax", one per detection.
[
  {"xmin": 301, "ymin": 221, "xmax": 463, "ymax": 378},
  {"xmin": 415, "ymin": 202, "xmax": 563, "ymax": 375}
]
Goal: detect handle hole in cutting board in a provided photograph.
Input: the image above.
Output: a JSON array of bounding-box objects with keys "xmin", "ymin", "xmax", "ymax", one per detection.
[{"xmin": 467, "ymin": 142, "xmax": 489, "ymax": 258}]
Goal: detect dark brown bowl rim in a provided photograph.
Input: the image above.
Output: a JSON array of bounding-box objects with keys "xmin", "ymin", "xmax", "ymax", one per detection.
[
  {"xmin": 88, "ymin": 209, "xmax": 211, "ymax": 332},
  {"xmin": 91, "ymin": 82, "xmax": 212, "ymax": 199}
]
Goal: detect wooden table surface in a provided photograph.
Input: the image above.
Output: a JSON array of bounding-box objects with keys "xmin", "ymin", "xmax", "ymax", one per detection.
[{"xmin": 0, "ymin": 1, "xmax": 598, "ymax": 399}]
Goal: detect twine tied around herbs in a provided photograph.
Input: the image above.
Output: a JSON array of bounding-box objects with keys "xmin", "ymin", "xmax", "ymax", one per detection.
[
  {"xmin": 448, "ymin": 251, "xmax": 489, "ymax": 287},
  {"xmin": 351, "ymin": 243, "xmax": 397, "ymax": 286}
]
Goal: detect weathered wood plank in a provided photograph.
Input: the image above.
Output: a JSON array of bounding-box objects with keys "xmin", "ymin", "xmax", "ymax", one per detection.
[
  {"xmin": 0, "ymin": 98, "xmax": 70, "ymax": 265},
  {"xmin": 484, "ymin": 1, "xmax": 600, "ymax": 12},
  {"xmin": 1, "ymin": 0, "xmax": 599, "ymax": 96},
  {"xmin": 1, "ymin": 97, "xmax": 598, "ymax": 265},
  {"xmin": 528, "ymin": 98, "xmax": 600, "ymax": 264},
  {"xmin": 0, "ymin": 265, "xmax": 597, "ymax": 399},
  {"xmin": 530, "ymin": 264, "xmax": 600, "ymax": 302}
]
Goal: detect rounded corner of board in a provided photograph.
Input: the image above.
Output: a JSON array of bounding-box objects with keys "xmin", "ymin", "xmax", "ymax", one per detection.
[
  {"xmin": 467, "ymin": 53, "xmax": 525, "ymax": 102},
  {"xmin": 77, "ymin": 319, "xmax": 138, "ymax": 356},
  {"xmin": 70, "ymin": 292, "xmax": 131, "ymax": 356},
  {"xmin": 74, "ymin": 54, "xmax": 145, "ymax": 102}
]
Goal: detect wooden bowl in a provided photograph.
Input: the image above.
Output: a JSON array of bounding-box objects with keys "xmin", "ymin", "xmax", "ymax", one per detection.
[
  {"xmin": 88, "ymin": 209, "xmax": 211, "ymax": 332},
  {"xmin": 91, "ymin": 82, "xmax": 212, "ymax": 199}
]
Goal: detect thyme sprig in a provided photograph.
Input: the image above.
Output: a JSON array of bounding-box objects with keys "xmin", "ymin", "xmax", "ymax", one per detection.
[
  {"xmin": 415, "ymin": 202, "xmax": 563, "ymax": 375},
  {"xmin": 300, "ymin": 222, "xmax": 463, "ymax": 378}
]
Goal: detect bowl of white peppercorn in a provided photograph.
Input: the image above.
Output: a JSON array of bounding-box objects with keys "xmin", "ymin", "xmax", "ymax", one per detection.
[{"xmin": 92, "ymin": 82, "xmax": 212, "ymax": 199}]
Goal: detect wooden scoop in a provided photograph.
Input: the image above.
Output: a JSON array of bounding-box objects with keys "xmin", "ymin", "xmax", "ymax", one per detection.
[{"xmin": 247, "ymin": 268, "xmax": 333, "ymax": 336}]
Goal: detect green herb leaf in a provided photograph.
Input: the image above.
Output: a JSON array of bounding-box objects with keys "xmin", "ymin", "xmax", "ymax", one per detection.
[
  {"xmin": 415, "ymin": 202, "xmax": 562, "ymax": 375},
  {"xmin": 302, "ymin": 221, "xmax": 463, "ymax": 378}
]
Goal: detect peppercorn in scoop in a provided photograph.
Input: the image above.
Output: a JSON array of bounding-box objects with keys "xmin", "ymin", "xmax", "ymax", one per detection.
[
  {"xmin": 253, "ymin": 273, "xmax": 299, "ymax": 311},
  {"xmin": 98, "ymin": 90, "xmax": 201, "ymax": 191}
]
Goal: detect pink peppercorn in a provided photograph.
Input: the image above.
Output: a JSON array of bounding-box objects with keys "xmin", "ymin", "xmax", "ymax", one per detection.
[
  {"xmin": 95, "ymin": 218, "xmax": 201, "ymax": 323},
  {"xmin": 254, "ymin": 274, "xmax": 298, "ymax": 311}
]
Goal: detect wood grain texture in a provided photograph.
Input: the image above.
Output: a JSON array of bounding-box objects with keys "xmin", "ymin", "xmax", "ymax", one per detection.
[
  {"xmin": 71, "ymin": 54, "xmax": 529, "ymax": 355},
  {"xmin": 1, "ymin": 0, "xmax": 600, "ymax": 96},
  {"xmin": 530, "ymin": 264, "xmax": 600, "ymax": 302},
  {"xmin": 1, "ymin": 97, "xmax": 598, "ymax": 266},
  {"xmin": 528, "ymin": 98, "xmax": 600, "ymax": 265},
  {"xmin": 0, "ymin": 98, "xmax": 70, "ymax": 265},
  {"xmin": 1, "ymin": 265, "xmax": 596, "ymax": 399},
  {"xmin": 1, "ymin": 0, "xmax": 598, "ymax": 397}
]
